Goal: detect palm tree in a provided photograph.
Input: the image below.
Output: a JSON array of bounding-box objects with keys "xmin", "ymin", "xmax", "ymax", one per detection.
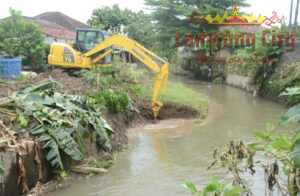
[
  {"xmin": 294, "ymin": 0, "xmax": 300, "ymax": 26},
  {"xmin": 289, "ymin": 0, "xmax": 294, "ymax": 27}
]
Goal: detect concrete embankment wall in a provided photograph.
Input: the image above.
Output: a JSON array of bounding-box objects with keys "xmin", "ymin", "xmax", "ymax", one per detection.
[{"xmin": 225, "ymin": 74, "xmax": 257, "ymax": 94}]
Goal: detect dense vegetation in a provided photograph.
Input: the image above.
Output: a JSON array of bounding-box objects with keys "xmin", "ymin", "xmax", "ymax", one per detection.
[{"xmin": 0, "ymin": 81, "xmax": 113, "ymax": 170}]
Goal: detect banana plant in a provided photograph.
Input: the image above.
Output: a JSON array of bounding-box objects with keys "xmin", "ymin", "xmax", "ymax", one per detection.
[{"xmin": 0, "ymin": 80, "xmax": 113, "ymax": 170}]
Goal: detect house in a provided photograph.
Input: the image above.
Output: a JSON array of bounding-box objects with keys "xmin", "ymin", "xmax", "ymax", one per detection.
[
  {"xmin": 24, "ymin": 16, "xmax": 75, "ymax": 44},
  {"xmin": 25, "ymin": 12, "xmax": 89, "ymax": 44}
]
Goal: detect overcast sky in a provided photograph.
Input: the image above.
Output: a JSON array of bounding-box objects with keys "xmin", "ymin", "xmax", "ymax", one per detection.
[{"xmin": 0, "ymin": 0, "xmax": 298, "ymax": 23}]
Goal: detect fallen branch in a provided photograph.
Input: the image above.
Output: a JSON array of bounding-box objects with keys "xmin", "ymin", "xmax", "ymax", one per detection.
[{"xmin": 71, "ymin": 166, "xmax": 108, "ymax": 174}]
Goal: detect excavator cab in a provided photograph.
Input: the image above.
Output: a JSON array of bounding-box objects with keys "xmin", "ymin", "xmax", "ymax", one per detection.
[
  {"xmin": 75, "ymin": 28, "xmax": 106, "ymax": 52},
  {"xmin": 75, "ymin": 28, "xmax": 111, "ymax": 63}
]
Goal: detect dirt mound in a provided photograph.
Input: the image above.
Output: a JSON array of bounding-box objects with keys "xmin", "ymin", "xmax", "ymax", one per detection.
[
  {"xmin": 0, "ymin": 69, "xmax": 92, "ymax": 98},
  {"xmin": 137, "ymin": 99, "xmax": 200, "ymax": 120},
  {"xmin": 30, "ymin": 69, "xmax": 92, "ymax": 95},
  {"xmin": 158, "ymin": 102, "xmax": 199, "ymax": 119}
]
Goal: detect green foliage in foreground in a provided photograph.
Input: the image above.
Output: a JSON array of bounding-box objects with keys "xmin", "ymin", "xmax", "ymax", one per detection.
[
  {"xmin": 183, "ymin": 177, "xmax": 242, "ymax": 196},
  {"xmin": 186, "ymin": 86, "xmax": 300, "ymax": 196},
  {"xmin": 0, "ymin": 80, "xmax": 113, "ymax": 170},
  {"xmin": 249, "ymin": 125, "xmax": 300, "ymax": 195}
]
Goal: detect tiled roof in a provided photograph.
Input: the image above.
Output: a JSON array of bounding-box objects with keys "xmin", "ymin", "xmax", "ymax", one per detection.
[
  {"xmin": 41, "ymin": 26, "xmax": 76, "ymax": 40},
  {"xmin": 24, "ymin": 16, "xmax": 76, "ymax": 40},
  {"xmin": 35, "ymin": 12, "xmax": 88, "ymax": 31}
]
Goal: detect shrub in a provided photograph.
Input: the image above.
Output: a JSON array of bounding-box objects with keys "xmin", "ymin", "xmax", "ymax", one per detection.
[
  {"xmin": 0, "ymin": 9, "xmax": 46, "ymax": 69},
  {"xmin": 81, "ymin": 58, "xmax": 144, "ymax": 96},
  {"xmin": 262, "ymin": 61, "xmax": 300, "ymax": 99},
  {"xmin": 91, "ymin": 89, "xmax": 132, "ymax": 113}
]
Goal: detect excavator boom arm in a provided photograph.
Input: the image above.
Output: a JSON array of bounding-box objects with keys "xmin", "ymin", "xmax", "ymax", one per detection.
[{"xmin": 85, "ymin": 34, "xmax": 169, "ymax": 117}]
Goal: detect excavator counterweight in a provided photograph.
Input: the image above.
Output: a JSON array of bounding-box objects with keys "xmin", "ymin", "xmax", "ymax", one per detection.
[{"xmin": 48, "ymin": 29, "xmax": 169, "ymax": 117}]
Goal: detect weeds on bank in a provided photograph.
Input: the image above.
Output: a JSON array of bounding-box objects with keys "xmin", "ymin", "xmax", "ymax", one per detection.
[
  {"xmin": 81, "ymin": 57, "xmax": 209, "ymax": 116},
  {"xmin": 140, "ymin": 80, "xmax": 208, "ymax": 116},
  {"xmin": 183, "ymin": 177, "xmax": 242, "ymax": 196},
  {"xmin": 184, "ymin": 87, "xmax": 300, "ymax": 196},
  {"xmin": 81, "ymin": 59, "xmax": 145, "ymax": 114},
  {"xmin": 161, "ymin": 81, "xmax": 208, "ymax": 116},
  {"xmin": 89, "ymin": 89, "xmax": 133, "ymax": 114}
]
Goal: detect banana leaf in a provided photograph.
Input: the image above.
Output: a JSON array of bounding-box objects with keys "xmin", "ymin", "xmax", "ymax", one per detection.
[{"xmin": 0, "ymin": 80, "xmax": 114, "ymax": 170}]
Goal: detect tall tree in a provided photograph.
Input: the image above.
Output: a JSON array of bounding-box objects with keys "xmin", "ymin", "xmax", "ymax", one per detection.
[
  {"xmin": 289, "ymin": 0, "xmax": 294, "ymax": 27},
  {"xmin": 88, "ymin": 5, "xmax": 155, "ymax": 47},
  {"xmin": 294, "ymin": 0, "xmax": 300, "ymax": 26},
  {"xmin": 0, "ymin": 9, "xmax": 46, "ymax": 68},
  {"xmin": 88, "ymin": 5, "xmax": 132, "ymax": 33},
  {"xmin": 124, "ymin": 11, "xmax": 156, "ymax": 47}
]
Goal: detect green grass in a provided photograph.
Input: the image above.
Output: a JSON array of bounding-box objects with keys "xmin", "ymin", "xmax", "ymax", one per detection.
[
  {"xmin": 141, "ymin": 80, "xmax": 208, "ymax": 117},
  {"xmin": 88, "ymin": 61, "xmax": 209, "ymax": 117}
]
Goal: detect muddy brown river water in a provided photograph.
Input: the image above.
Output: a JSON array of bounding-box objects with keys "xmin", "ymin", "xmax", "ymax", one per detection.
[{"xmin": 51, "ymin": 80, "xmax": 288, "ymax": 196}]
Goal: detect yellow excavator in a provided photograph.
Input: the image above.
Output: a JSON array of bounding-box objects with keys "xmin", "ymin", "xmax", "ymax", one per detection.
[{"xmin": 48, "ymin": 28, "xmax": 169, "ymax": 117}]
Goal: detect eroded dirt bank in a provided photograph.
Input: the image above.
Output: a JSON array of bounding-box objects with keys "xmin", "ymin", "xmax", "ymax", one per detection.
[{"xmin": 0, "ymin": 69, "xmax": 201, "ymax": 196}]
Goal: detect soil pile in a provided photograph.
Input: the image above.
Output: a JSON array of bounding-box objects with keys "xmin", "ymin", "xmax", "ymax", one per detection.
[{"xmin": 0, "ymin": 69, "xmax": 92, "ymax": 98}]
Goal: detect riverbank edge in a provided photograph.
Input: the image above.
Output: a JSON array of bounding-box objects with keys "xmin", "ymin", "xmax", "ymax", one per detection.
[
  {"xmin": 0, "ymin": 75, "xmax": 208, "ymax": 196},
  {"xmin": 34, "ymin": 107, "xmax": 204, "ymax": 195},
  {"xmin": 27, "ymin": 104, "xmax": 203, "ymax": 196}
]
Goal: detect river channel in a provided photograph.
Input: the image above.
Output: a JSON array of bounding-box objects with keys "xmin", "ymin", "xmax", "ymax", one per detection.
[{"xmin": 52, "ymin": 80, "xmax": 288, "ymax": 196}]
